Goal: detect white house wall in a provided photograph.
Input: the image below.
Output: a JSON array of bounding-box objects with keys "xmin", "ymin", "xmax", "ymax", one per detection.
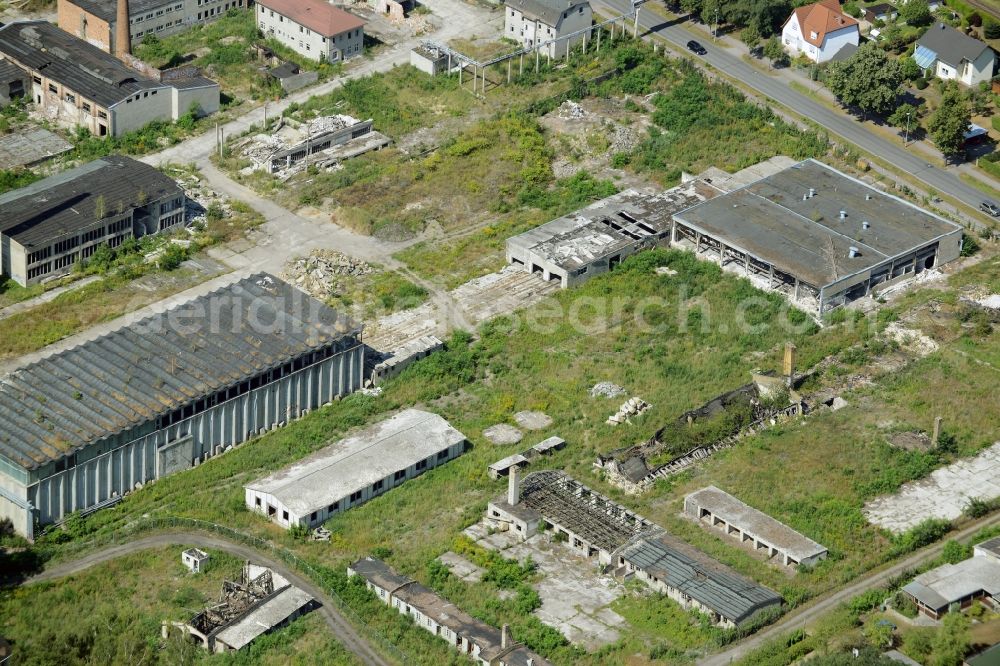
[
  {"xmin": 256, "ymin": 4, "xmax": 363, "ymax": 62},
  {"xmin": 815, "ymin": 26, "xmax": 857, "ymax": 63},
  {"xmin": 21, "ymin": 343, "xmax": 363, "ymax": 529}
]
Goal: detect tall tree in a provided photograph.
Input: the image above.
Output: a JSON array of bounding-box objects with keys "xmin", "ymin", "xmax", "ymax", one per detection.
[
  {"xmin": 825, "ymin": 41, "xmax": 903, "ymax": 118},
  {"xmin": 927, "ymin": 83, "xmax": 971, "ymax": 160},
  {"xmin": 900, "ymin": 0, "xmax": 932, "ymax": 26},
  {"xmin": 763, "ymin": 35, "xmax": 786, "ymax": 68},
  {"xmin": 931, "ymin": 612, "xmax": 971, "ymax": 666}
]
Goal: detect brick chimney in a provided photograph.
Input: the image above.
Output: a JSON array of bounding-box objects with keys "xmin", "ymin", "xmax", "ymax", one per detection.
[
  {"xmin": 501, "ymin": 624, "xmax": 512, "ymax": 649},
  {"xmin": 115, "ymin": 0, "xmax": 131, "ymax": 58}
]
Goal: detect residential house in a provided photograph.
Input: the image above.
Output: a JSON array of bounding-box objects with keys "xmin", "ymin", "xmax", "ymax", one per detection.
[
  {"xmin": 781, "ymin": 0, "xmax": 860, "ymax": 63},
  {"xmin": 504, "ymin": 0, "xmax": 592, "ymax": 59},
  {"xmin": 901, "ymin": 537, "xmax": 1000, "ymax": 619},
  {"xmin": 57, "ymin": 0, "xmax": 249, "ymax": 53},
  {"xmin": 914, "ymin": 23, "xmax": 996, "ymax": 86},
  {"xmin": 862, "ymin": 3, "xmax": 897, "ymax": 23},
  {"xmin": 256, "ymin": 0, "xmax": 365, "ymax": 62},
  {"xmin": 0, "ymin": 21, "xmax": 218, "ymax": 137},
  {"xmin": 0, "ymin": 155, "xmax": 185, "ymax": 286}
]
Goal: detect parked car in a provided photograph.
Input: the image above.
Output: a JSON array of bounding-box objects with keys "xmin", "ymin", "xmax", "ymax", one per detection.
[
  {"xmin": 687, "ymin": 40, "xmax": 707, "ymax": 55},
  {"xmin": 981, "ymin": 201, "xmax": 1000, "ymax": 217}
]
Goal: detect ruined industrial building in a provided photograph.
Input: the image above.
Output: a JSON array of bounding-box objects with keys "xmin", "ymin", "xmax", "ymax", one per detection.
[
  {"xmin": 164, "ymin": 563, "xmax": 316, "ymax": 652},
  {"xmin": 0, "ymin": 274, "xmax": 363, "ymax": 538},
  {"xmin": 486, "ymin": 470, "xmax": 782, "ymax": 627},
  {"xmin": 596, "ymin": 369, "xmax": 804, "ymax": 493},
  {"xmin": 349, "ymin": 557, "xmax": 551, "ymax": 666},
  {"xmin": 236, "ymin": 114, "xmax": 389, "ymax": 176},
  {"xmin": 245, "ymin": 409, "xmax": 467, "ymax": 529},
  {"xmin": 507, "ymin": 157, "xmax": 963, "ymax": 314},
  {"xmin": 684, "ymin": 486, "xmax": 828, "ymax": 567}
]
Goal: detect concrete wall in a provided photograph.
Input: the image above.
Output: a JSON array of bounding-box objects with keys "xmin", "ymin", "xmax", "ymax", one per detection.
[
  {"xmin": 506, "ymin": 236, "xmax": 658, "ymax": 289},
  {"xmin": 504, "ymin": 2, "xmax": 592, "ymax": 58},
  {"xmin": 247, "ymin": 438, "xmax": 465, "ymax": 528},
  {"xmin": 172, "ymin": 84, "xmax": 221, "ymax": 119},
  {"xmin": 0, "ymin": 340, "xmax": 363, "ymax": 536},
  {"xmin": 409, "ymin": 49, "xmax": 449, "ymax": 76},
  {"xmin": 109, "ymin": 87, "xmax": 175, "ymax": 136},
  {"xmin": 257, "ymin": 4, "xmax": 364, "ymax": 62}
]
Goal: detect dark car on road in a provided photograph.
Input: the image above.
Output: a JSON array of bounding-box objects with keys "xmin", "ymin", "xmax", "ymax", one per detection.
[
  {"xmin": 687, "ymin": 40, "xmax": 707, "ymax": 55},
  {"xmin": 981, "ymin": 201, "xmax": 1000, "ymax": 217}
]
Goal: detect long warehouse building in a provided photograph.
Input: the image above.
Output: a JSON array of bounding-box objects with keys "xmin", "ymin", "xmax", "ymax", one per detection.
[
  {"xmin": 670, "ymin": 159, "xmax": 963, "ymax": 313},
  {"xmin": 245, "ymin": 409, "xmax": 467, "ymax": 530},
  {"xmin": 0, "ymin": 274, "xmax": 364, "ymax": 538}
]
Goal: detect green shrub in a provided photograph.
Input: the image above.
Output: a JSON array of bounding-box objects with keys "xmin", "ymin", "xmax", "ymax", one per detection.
[
  {"xmin": 913, "ymin": 77, "xmax": 928, "ymax": 89},
  {"xmin": 157, "ymin": 243, "xmax": 188, "ymax": 271},
  {"xmin": 941, "ymin": 539, "xmax": 971, "ymax": 564}
]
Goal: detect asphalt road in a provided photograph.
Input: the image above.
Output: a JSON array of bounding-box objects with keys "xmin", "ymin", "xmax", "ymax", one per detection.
[
  {"xmin": 595, "ymin": 0, "xmax": 994, "ymax": 222},
  {"xmin": 28, "ymin": 532, "xmax": 393, "ymax": 666},
  {"xmin": 700, "ymin": 511, "xmax": 1000, "ymax": 665}
]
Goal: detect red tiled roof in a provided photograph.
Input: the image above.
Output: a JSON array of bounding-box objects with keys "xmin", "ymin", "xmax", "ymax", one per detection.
[
  {"xmin": 257, "ymin": 0, "xmax": 364, "ymax": 37},
  {"xmin": 785, "ymin": 0, "xmax": 858, "ymax": 48}
]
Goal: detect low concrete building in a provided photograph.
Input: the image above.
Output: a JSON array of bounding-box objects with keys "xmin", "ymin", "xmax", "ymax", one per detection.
[
  {"xmin": 167, "ymin": 563, "xmax": 316, "ymax": 652},
  {"xmin": 619, "ymin": 531, "xmax": 783, "ymax": 628},
  {"xmin": 902, "ymin": 537, "xmax": 1000, "ymax": 619},
  {"xmin": 58, "ymin": 0, "xmax": 249, "ymax": 53},
  {"xmin": 504, "ymin": 0, "xmax": 592, "ymax": 58},
  {"xmin": 245, "ymin": 409, "xmax": 467, "ymax": 529},
  {"xmin": 0, "ymin": 21, "xmax": 218, "ymax": 137},
  {"xmin": 684, "ymin": 486, "xmax": 828, "ymax": 567},
  {"xmin": 505, "ymin": 182, "xmax": 717, "ymax": 289},
  {"xmin": 256, "ymin": 0, "xmax": 364, "ymax": 63},
  {"xmin": 488, "ymin": 453, "xmax": 528, "ymax": 479},
  {"xmin": 410, "ymin": 44, "xmax": 451, "ymax": 76},
  {"xmin": 0, "ymin": 155, "xmax": 184, "ymax": 286},
  {"xmin": 530, "ymin": 436, "xmax": 565, "ymax": 456},
  {"xmin": 348, "ymin": 557, "xmax": 551, "ymax": 666},
  {"xmin": 0, "ymin": 274, "xmax": 363, "ymax": 539},
  {"xmin": 671, "ymin": 159, "xmax": 963, "ymax": 314},
  {"xmin": 182, "ymin": 548, "xmax": 210, "ymax": 572}
]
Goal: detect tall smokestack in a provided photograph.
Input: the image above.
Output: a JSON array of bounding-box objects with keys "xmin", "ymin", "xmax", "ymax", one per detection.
[
  {"xmin": 508, "ymin": 466, "xmax": 521, "ymax": 506},
  {"xmin": 115, "ymin": 0, "xmax": 131, "ymax": 58}
]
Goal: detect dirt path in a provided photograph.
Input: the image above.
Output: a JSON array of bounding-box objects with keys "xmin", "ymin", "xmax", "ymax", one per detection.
[
  {"xmin": 27, "ymin": 531, "xmax": 394, "ymax": 666},
  {"xmin": 701, "ymin": 511, "xmax": 1000, "ymax": 665}
]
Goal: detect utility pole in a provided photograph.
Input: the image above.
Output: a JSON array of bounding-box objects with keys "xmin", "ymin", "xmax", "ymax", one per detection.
[
  {"xmin": 904, "ymin": 110, "xmax": 911, "ymax": 147},
  {"xmin": 714, "ymin": 6, "xmax": 720, "ymax": 41},
  {"xmin": 633, "ymin": 7, "xmax": 639, "ymax": 38}
]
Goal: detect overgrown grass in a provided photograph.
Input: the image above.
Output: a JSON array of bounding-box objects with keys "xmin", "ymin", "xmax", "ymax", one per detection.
[{"xmin": 0, "ymin": 546, "xmax": 359, "ymax": 666}]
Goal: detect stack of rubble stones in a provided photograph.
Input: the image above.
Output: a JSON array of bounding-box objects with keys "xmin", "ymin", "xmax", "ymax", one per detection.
[{"xmin": 282, "ymin": 250, "xmax": 374, "ymax": 299}]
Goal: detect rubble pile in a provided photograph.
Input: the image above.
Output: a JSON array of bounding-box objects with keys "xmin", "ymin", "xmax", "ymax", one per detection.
[
  {"xmin": 178, "ymin": 173, "xmax": 233, "ymax": 228},
  {"xmin": 236, "ymin": 114, "xmax": 360, "ymax": 173},
  {"xmin": 281, "ymin": 250, "xmax": 375, "ymax": 299},
  {"xmin": 610, "ymin": 124, "xmax": 638, "ymax": 153},
  {"xmin": 606, "ymin": 397, "xmax": 651, "ymax": 425},
  {"xmin": 557, "ymin": 100, "xmax": 587, "ymax": 120},
  {"xmin": 590, "ymin": 382, "xmax": 626, "ymax": 399}
]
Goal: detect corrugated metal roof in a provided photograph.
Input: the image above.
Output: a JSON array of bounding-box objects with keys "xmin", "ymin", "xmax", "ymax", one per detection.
[
  {"xmin": 622, "ymin": 532, "xmax": 782, "ymax": 625},
  {"xmin": 0, "ymin": 21, "xmax": 165, "ymax": 108},
  {"xmin": 0, "ymin": 155, "xmax": 182, "ymax": 248},
  {"xmin": 0, "ymin": 274, "xmax": 361, "ymax": 471}
]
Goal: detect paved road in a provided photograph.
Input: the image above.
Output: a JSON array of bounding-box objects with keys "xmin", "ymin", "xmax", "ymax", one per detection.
[
  {"xmin": 596, "ymin": 0, "xmax": 994, "ymax": 225},
  {"xmin": 700, "ymin": 511, "xmax": 1000, "ymax": 665},
  {"xmin": 28, "ymin": 531, "xmax": 393, "ymax": 666}
]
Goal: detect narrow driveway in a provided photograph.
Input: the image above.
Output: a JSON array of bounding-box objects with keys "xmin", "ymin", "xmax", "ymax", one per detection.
[
  {"xmin": 594, "ymin": 0, "xmax": 995, "ymax": 223},
  {"xmin": 28, "ymin": 531, "xmax": 394, "ymax": 666},
  {"xmin": 701, "ymin": 511, "xmax": 1000, "ymax": 665}
]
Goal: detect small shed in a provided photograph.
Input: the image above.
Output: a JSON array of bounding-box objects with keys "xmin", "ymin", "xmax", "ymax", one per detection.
[
  {"xmin": 488, "ymin": 453, "xmax": 528, "ymax": 479},
  {"xmin": 182, "ymin": 548, "xmax": 211, "ymax": 573},
  {"xmin": 532, "ymin": 436, "xmax": 566, "ymax": 455}
]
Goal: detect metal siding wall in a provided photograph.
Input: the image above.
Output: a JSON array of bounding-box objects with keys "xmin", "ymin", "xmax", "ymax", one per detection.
[{"xmin": 28, "ymin": 344, "xmax": 362, "ymax": 526}]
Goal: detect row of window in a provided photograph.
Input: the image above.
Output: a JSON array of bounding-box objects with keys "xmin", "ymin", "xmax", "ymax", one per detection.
[
  {"xmin": 124, "ymin": 89, "xmax": 159, "ymax": 104},
  {"xmin": 300, "ymin": 453, "xmax": 444, "ymax": 524},
  {"xmin": 259, "ymin": 8, "xmax": 361, "ymax": 43},
  {"xmin": 130, "ymin": 2, "xmax": 183, "ymax": 24},
  {"xmin": 49, "ymin": 218, "xmax": 132, "ymax": 258},
  {"xmin": 153, "ymin": 343, "xmax": 344, "ymax": 430}
]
